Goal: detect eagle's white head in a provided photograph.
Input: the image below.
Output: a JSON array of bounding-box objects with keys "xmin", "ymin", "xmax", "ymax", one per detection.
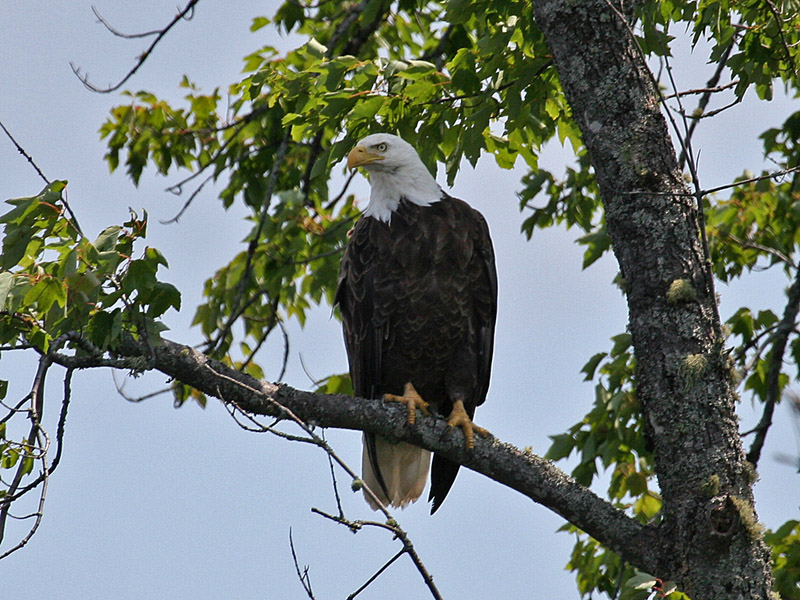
[{"xmin": 347, "ymin": 133, "xmax": 442, "ymax": 222}]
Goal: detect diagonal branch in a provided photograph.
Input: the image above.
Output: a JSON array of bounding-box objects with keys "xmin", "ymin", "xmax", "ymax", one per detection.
[
  {"xmin": 71, "ymin": 0, "xmax": 201, "ymax": 93},
  {"xmin": 0, "ymin": 119, "xmax": 84, "ymax": 237},
  {"xmin": 676, "ymin": 41, "xmax": 734, "ymax": 170},
  {"xmin": 108, "ymin": 336, "xmax": 662, "ymax": 577},
  {"xmin": 746, "ymin": 265, "xmax": 800, "ymax": 466},
  {"xmin": 211, "ymin": 363, "xmax": 443, "ymax": 599}
]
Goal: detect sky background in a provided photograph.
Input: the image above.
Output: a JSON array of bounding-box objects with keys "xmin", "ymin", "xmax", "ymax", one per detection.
[{"xmin": 1, "ymin": 2, "xmax": 798, "ymax": 599}]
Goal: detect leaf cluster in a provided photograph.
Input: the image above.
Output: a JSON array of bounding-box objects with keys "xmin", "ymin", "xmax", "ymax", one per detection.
[
  {"xmin": 765, "ymin": 520, "xmax": 800, "ymax": 599},
  {"xmin": 96, "ymin": 0, "xmax": 577, "ymax": 384},
  {"xmin": 547, "ymin": 332, "xmax": 668, "ymax": 598},
  {"xmin": 0, "ymin": 182, "xmax": 180, "ymax": 354}
]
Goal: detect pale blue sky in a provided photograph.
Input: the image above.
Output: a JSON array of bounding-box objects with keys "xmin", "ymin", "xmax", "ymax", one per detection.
[{"xmin": 1, "ymin": 2, "xmax": 798, "ymax": 599}]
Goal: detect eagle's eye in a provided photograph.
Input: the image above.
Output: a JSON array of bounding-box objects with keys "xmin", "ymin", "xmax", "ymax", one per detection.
[{"xmin": 376, "ymin": 142, "xmax": 388, "ymax": 152}]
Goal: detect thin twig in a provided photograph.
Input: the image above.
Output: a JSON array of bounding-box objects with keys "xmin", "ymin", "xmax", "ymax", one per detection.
[
  {"xmin": 663, "ymin": 80, "xmax": 738, "ymax": 99},
  {"xmin": 683, "ymin": 96, "xmax": 742, "ymax": 121},
  {"xmin": 0, "ymin": 395, "xmax": 31, "ymax": 425},
  {"xmin": 763, "ymin": 0, "xmax": 798, "ymax": 79},
  {"xmin": 204, "ymin": 363, "xmax": 443, "ymax": 599},
  {"xmin": 0, "ymin": 120, "xmax": 84, "ymax": 237},
  {"xmin": 347, "ymin": 548, "xmax": 406, "ymax": 599},
  {"xmin": 277, "ymin": 320, "xmax": 290, "ymax": 382},
  {"xmin": 289, "ymin": 529, "xmax": 316, "ymax": 599},
  {"xmin": 724, "ymin": 233, "xmax": 795, "ymax": 268},
  {"xmin": 225, "ymin": 399, "xmax": 317, "ymax": 443},
  {"xmin": 0, "ymin": 354, "xmax": 49, "ymax": 550},
  {"xmin": 311, "ymin": 508, "xmax": 444, "ymax": 600},
  {"xmin": 699, "ymin": 165, "xmax": 800, "ymax": 197},
  {"xmin": 112, "ymin": 370, "xmax": 172, "ymax": 403},
  {"xmin": 91, "ymin": 5, "xmax": 165, "ymax": 39},
  {"xmin": 0, "ymin": 472, "xmax": 47, "ymax": 560},
  {"xmin": 72, "ymin": 0, "xmax": 201, "ymax": 93},
  {"xmin": 322, "ymin": 430, "xmax": 345, "ymax": 518},
  {"xmin": 0, "ymin": 119, "xmax": 50, "ymax": 184},
  {"xmin": 325, "ymin": 170, "xmax": 357, "ymax": 211},
  {"xmin": 676, "ymin": 41, "xmax": 734, "ymax": 169},
  {"xmin": 160, "ymin": 173, "xmax": 215, "ymax": 224},
  {"xmin": 5, "ymin": 369, "xmax": 75, "ymax": 508},
  {"xmin": 626, "ymin": 165, "xmax": 800, "ymax": 199}
]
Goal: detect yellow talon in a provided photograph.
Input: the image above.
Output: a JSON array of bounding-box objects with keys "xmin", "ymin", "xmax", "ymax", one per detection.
[
  {"xmin": 384, "ymin": 382, "xmax": 430, "ymax": 425},
  {"xmin": 447, "ymin": 400, "xmax": 490, "ymax": 449}
]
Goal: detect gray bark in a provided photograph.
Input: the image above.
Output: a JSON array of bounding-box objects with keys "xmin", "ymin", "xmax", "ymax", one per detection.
[{"xmin": 531, "ymin": 1, "xmax": 774, "ymax": 598}]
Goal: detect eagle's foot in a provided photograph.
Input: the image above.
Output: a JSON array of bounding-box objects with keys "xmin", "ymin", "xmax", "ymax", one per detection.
[
  {"xmin": 384, "ymin": 382, "xmax": 430, "ymax": 425},
  {"xmin": 447, "ymin": 400, "xmax": 490, "ymax": 450}
]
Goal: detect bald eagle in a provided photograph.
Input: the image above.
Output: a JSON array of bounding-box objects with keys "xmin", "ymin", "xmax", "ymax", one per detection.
[{"xmin": 335, "ymin": 133, "xmax": 497, "ymax": 513}]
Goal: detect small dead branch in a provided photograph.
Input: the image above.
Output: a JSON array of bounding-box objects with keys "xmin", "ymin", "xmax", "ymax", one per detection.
[
  {"xmin": 205, "ymin": 362, "xmax": 444, "ymax": 599},
  {"xmin": 71, "ymin": 0, "xmax": 201, "ymax": 93}
]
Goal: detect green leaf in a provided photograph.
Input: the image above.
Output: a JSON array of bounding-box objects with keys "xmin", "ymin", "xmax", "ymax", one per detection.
[
  {"xmin": 0, "ymin": 272, "xmax": 14, "ymax": 308},
  {"xmin": 146, "ymin": 281, "xmax": 182, "ymax": 317},
  {"xmin": 24, "ymin": 277, "xmax": 67, "ymax": 313},
  {"xmin": 94, "ymin": 226, "xmax": 121, "ymax": 252},
  {"xmin": 250, "ymin": 16, "xmax": 271, "ymax": 31},
  {"xmin": 123, "ymin": 259, "xmax": 157, "ymax": 294},
  {"xmin": 581, "ymin": 352, "xmax": 607, "ymax": 381},
  {"xmin": 546, "ymin": 433, "xmax": 575, "ymax": 461},
  {"xmin": 577, "ymin": 228, "xmax": 611, "ymax": 269}
]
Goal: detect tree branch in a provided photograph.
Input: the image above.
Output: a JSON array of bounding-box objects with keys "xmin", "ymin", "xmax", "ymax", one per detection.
[
  {"xmin": 747, "ymin": 265, "xmax": 800, "ymax": 465},
  {"xmin": 71, "ymin": 0, "xmax": 201, "ymax": 93},
  {"xmin": 113, "ymin": 336, "xmax": 661, "ymax": 576}
]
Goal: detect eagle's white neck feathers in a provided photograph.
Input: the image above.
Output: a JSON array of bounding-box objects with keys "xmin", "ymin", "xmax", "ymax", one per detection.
[{"xmin": 351, "ymin": 134, "xmax": 442, "ymax": 223}]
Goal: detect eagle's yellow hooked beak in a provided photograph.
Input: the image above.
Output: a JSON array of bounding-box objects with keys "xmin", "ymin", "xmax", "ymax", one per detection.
[{"xmin": 347, "ymin": 145, "xmax": 385, "ymax": 171}]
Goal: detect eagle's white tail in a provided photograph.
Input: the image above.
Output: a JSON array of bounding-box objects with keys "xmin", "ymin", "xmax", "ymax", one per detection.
[{"xmin": 362, "ymin": 434, "xmax": 431, "ymax": 510}]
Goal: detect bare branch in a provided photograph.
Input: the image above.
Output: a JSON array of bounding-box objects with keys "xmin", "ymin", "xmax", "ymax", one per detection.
[
  {"xmin": 210, "ymin": 362, "xmax": 442, "ymax": 597},
  {"xmin": 684, "ymin": 95, "xmax": 743, "ymax": 121},
  {"xmin": 663, "ymin": 80, "xmax": 739, "ymax": 99},
  {"xmin": 625, "ymin": 162, "xmax": 800, "ymax": 199},
  {"xmin": 747, "ymin": 265, "xmax": 800, "ymax": 465},
  {"xmin": 72, "ymin": 0, "xmax": 201, "ymax": 93},
  {"xmin": 699, "ymin": 165, "xmax": 800, "ymax": 197},
  {"xmin": 322, "ymin": 430, "xmax": 346, "ymax": 518},
  {"xmin": 310, "ymin": 508, "xmax": 444, "ymax": 600},
  {"xmin": 0, "ymin": 119, "xmax": 50, "ymax": 185},
  {"xmin": 112, "ymin": 371, "xmax": 172, "ymax": 403},
  {"xmin": 675, "ymin": 41, "xmax": 734, "ymax": 169},
  {"xmin": 289, "ymin": 529, "xmax": 316, "ymax": 599},
  {"xmin": 91, "ymin": 5, "xmax": 165, "ymax": 39},
  {"xmin": 723, "ymin": 232, "xmax": 796, "ymax": 268},
  {"xmin": 160, "ymin": 173, "xmax": 215, "ymax": 224},
  {"xmin": 347, "ymin": 548, "xmax": 406, "ymax": 600},
  {"xmin": 277, "ymin": 320, "xmax": 290, "ymax": 382}
]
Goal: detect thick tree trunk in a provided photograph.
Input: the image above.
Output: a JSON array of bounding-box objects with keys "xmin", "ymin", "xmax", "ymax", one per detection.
[{"xmin": 531, "ymin": 1, "xmax": 774, "ymax": 598}]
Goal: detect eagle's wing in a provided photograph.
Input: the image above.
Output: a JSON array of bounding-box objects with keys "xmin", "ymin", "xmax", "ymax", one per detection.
[
  {"xmin": 429, "ymin": 199, "xmax": 498, "ymax": 513},
  {"xmin": 473, "ymin": 207, "xmax": 498, "ymax": 409},
  {"xmin": 335, "ymin": 224, "xmax": 382, "ymax": 400},
  {"xmin": 335, "ymin": 219, "xmax": 393, "ymax": 502}
]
